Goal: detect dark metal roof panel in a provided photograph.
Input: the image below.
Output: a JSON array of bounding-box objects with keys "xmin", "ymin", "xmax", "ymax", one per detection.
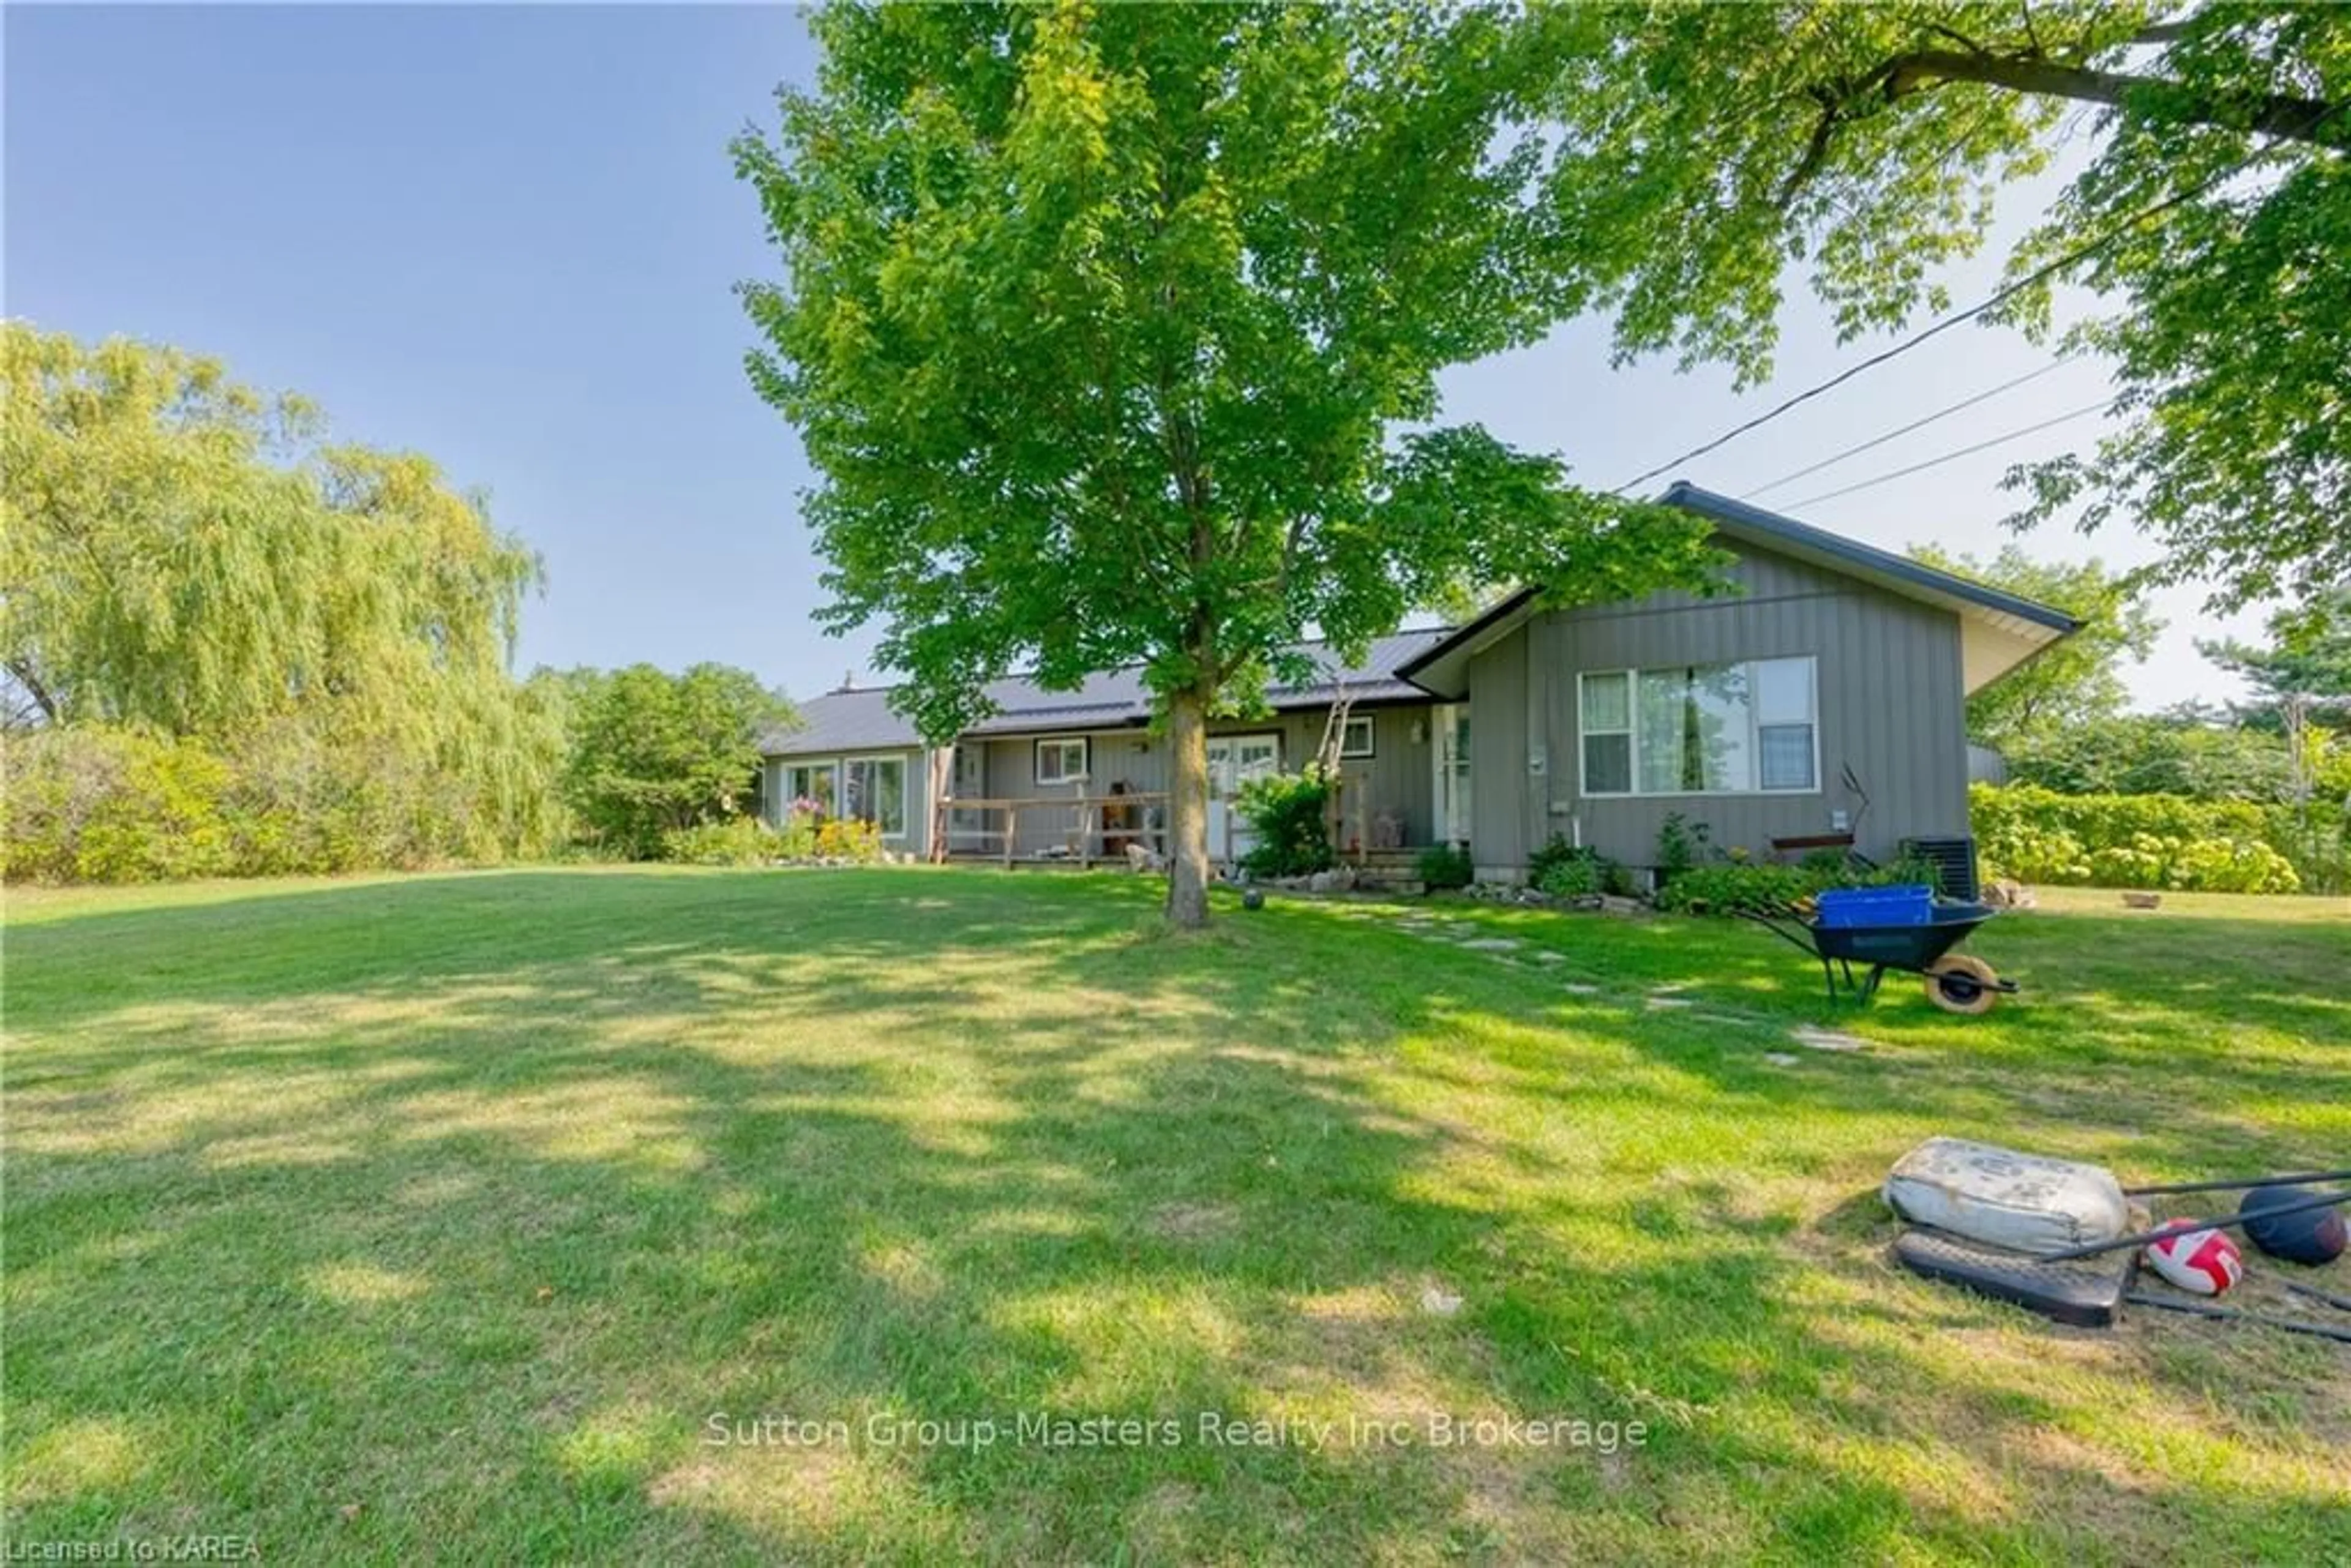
[{"xmin": 761, "ymin": 628, "xmax": 1454, "ymax": 757}]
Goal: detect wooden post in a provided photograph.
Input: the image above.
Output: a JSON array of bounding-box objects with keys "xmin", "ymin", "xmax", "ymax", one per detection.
[{"xmin": 928, "ymin": 745, "xmax": 954, "ymax": 865}]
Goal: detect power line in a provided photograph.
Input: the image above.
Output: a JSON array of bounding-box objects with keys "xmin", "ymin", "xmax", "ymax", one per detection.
[
  {"xmin": 1746, "ymin": 360, "xmax": 2072, "ymax": 497},
  {"xmin": 1781, "ymin": 400, "xmax": 2110, "ymax": 510},
  {"xmin": 1608, "ymin": 104, "xmax": 2339, "ymax": 498}
]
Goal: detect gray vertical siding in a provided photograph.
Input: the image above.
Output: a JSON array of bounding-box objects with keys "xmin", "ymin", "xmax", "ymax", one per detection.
[
  {"xmin": 1465, "ymin": 640, "xmax": 1529, "ymax": 875},
  {"xmin": 1464, "ymin": 540, "xmax": 1970, "ymax": 873}
]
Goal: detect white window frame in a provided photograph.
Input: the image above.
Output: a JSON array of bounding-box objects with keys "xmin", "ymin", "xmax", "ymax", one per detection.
[
  {"xmin": 1035, "ymin": 736, "xmax": 1090, "ymax": 786},
  {"xmin": 844, "ymin": 755, "xmax": 911, "ymax": 841},
  {"xmin": 1338, "ymin": 715, "xmax": 1376, "ymax": 759},
  {"xmin": 782, "ymin": 760, "xmax": 839, "ymax": 817},
  {"xmin": 1577, "ymin": 673, "xmax": 1634, "ymax": 797},
  {"xmin": 776, "ymin": 753, "xmax": 914, "ymax": 840},
  {"xmin": 1577, "ymin": 657, "xmax": 1820, "ymax": 799},
  {"xmin": 1205, "ymin": 732, "xmax": 1283, "ymax": 798}
]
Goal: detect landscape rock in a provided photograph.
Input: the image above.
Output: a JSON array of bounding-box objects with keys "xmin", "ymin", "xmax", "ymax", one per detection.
[{"xmin": 1984, "ymin": 878, "xmax": 2036, "ymax": 909}]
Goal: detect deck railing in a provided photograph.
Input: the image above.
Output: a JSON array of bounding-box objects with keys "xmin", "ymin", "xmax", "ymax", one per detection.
[{"xmin": 942, "ymin": 792, "xmax": 1170, "ymax": 868}]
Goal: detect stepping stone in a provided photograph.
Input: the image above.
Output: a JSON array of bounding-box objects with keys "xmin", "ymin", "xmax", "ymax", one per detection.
[
  {"xmin": 1763, "ymin": 1052, "xmax": 1802, "ymax": 1067},
  {"xmin": 1458, "ymin": 937, "xmax": 1522, "ymax": 952},
  {"xmin": 1790, "ymin": 1025, "xmax": 1870, "ymax": 1053},
  {"xmin": 1696, "ymin": 1012, "xmax": 1748, "ymax": 1026},
  {"xmin": 1645, "ymin": 996, "xmax": 1692, "ymax": 1010},
  {"xmin": 1561, "ymin": 982, "xmax": 1602, "ymax": 995},
  {"xmin": 1531, "ymin": 951, "xmax": 1565, "ymax": 965},
  {"xmin": 1419, "ymin": 1285, "xmax": 1464, "ymax": 1317}
]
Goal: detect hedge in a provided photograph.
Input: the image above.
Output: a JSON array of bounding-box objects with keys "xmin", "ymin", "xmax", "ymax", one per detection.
[
  {"xmin": 1968, "ymin": 782, "xmax": 2326, "ymax": 895},
  {"xmin": 2, "ymin": 723, "xmax": 560, "ymax": 884}
]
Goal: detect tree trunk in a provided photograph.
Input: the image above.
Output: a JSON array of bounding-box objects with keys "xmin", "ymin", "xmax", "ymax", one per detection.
[{"xmin": 1164, "ymin": 685, "xmax": 1212, "ymax": 928}]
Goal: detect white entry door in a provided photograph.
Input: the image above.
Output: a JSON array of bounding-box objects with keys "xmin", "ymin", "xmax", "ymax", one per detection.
[
  {"xmin": 1205, "ymin": 732, "xmax": 1282, "ymax": 860},
  {"xmin": 1433, "ymin": 705, "xmax": 1471, "ymax": 846}
]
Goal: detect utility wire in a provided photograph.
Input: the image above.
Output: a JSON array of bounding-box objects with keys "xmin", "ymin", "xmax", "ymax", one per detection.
[
  {"xmin": 1781, "ymin": 399, "xmax": 2110, "ymax": 510},
  {"xmin": 1608, "ymin": 103, "xmax": 2339, "ymax": 498},
  {"xmin": 1745, "ymin": 360, "xmax": 2072, "ymax": 497}
]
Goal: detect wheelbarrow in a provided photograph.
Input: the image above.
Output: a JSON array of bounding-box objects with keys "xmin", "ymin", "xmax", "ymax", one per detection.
[{"xmin": 1736, "ymin": 895, "xmax": 2017, "ymax": 1015}]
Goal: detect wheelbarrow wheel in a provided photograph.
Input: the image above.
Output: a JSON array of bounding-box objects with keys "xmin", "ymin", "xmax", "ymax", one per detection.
[{"xmin": 1925, "ymin": 954, "xmax": 2000, "ymax": 1016}]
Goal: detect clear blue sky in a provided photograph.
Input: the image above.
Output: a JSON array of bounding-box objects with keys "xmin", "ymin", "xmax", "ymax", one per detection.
[{"xmin": 4, "ymin": 3, "xmax": 2255, "ymax": 707}]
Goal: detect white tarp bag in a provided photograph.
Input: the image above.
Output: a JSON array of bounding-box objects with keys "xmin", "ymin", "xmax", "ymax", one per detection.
[{"xmin": 1883, "ymin": 1136, "xmax": 2129, "ymax": 1253}]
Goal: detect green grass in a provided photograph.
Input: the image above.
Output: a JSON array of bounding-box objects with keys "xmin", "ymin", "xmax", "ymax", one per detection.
[{"xmin": 6, "ymin": 868, "xmax": 2347, "ymax": 1564}]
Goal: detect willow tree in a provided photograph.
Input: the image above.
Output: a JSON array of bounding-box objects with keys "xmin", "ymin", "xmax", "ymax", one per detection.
[
  {"xmin": 1, "ymin": 323, "xmax": 560, "ymax": 855},
  {"xmin": 1523, "ymin": 1, "xmax": 2349, "ymax": 610},
  {"xmin": 736, "ymin": 2, "xmax": 1719, "ymax": 925}
]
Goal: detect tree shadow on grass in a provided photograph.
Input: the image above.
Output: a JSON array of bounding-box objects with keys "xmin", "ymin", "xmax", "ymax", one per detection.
[{"xmin": 7, "ymin": 869, "xmax": 2347, "ymax": 1562}]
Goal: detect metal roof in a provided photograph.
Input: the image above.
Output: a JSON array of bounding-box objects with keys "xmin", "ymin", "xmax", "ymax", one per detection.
[{"xmin": 760, "ymin": 628, "xmax": 1453, "ymax": 757}]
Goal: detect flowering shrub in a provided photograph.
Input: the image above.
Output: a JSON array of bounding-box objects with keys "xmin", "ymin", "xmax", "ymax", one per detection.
[
  {"xmin": 1972, "ymin": 784, "xmax": 2302, "ymax": 893},
  {"xmin": 814, "ymin": 817, "xmax": 885, "ymax": 862}
]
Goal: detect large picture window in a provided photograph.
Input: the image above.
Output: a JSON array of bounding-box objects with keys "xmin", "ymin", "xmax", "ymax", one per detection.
[
  {"xmin": 779, "ymin": 754, "xmax": 910, "ymax": 838},
  {"xmin": 1579, "ymin": 658, "xmax": 1817, "ymax": 797},
  {"xmin": 844, "ymin": 757, "xmax": 907, "ymax": 838}
]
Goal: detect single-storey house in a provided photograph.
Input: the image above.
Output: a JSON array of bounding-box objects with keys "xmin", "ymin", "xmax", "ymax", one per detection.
[{"xmin": 757, "ymin": 483, "xmax": 2078, "ymax": 882}]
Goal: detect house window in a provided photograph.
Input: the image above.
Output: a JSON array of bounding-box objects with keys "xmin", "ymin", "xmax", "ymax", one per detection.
[
  {"xmin": 1580, "ymin": 657, "xmax": 1817, "ymax": 797},
  {"xmin": 1578, "ymin": 673, "xmax": 1633, "ymax": 795},
  {"xmin": 844, "ymin": 757, "xmax": 908, "ymax": 838},
  {"xmin": 784, "ymin": 762, "xmax": 838, "ymax": 817},
  {"xmin": 780, "ymin": 756, "xmax": 909, "ymax": 838},
  {"xmin": 1035, "ymin": 737, "xmax": 1089, "ymax": 786},
  {"xmin": 1340, "ymin": 715, "xmax": 1375, "ymax": 759},
  {"xmin": 1206, "ymin": 733, "xmax": 1282, "ymax": 798}
]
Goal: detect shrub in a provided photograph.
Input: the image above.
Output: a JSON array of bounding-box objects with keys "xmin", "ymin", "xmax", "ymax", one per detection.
[
  {"xmin": 3, "ymin": 727, "xmax": 229, "ymax": 883},
  {"xmin": 1, "ymin": 719, "xmax": 562, "ymax": 885},
  {"xmin": 1528, "ymin": 835, "xmax": 1616, "ymax": 900},
  {"xmin": 661, "ymin": 818, "xmax": 785, "ymax": 866},
  {"xmin": 1417, "ymin": 843, "xmax": 1474, "ymax": 890},
  {"xmin": 1535, "ymin": 855, "xmax": 1603, "ymax": 901},
  {"xmin": 1235, "ymin": 768, "xmax": 1335, "ymax": 879},
  {"xmin": 1651, "ymin": 853, "xmax": 1941, "ymax": 917},
  {"xmin": 1526, "ymin": 831, "xmax": 1582, "ymax": 885},
  {"xmin": 812, "ymin": 816, "xmax": 885, "ymax": 862},
  {"xmin": 1655, "ymin": 811, "xmax": 1711, "ymax": 885},
  {"xmin": 1652, "ymin": 861, "xmax": 1813, "ymax": 915},
  {"xmin": 1972, "ymin": 783, "xmax": 2303, "ymax": 893}
]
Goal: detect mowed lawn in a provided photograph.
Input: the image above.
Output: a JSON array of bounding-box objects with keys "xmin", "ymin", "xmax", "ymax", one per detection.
[{"xmin": 6, "ymin": 869, "xmax": 2347, "ymax": 1564}]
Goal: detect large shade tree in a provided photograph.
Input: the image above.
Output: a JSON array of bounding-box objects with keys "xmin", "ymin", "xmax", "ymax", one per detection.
[
  {"xmin": 1, "ymin": 323, "xmax": 563, "ymax": 854},
  {"xmin": 737, "ymin": 2, "xmax": 1722, "ymax": 925},
  {"xmin": 558, "ymin": 663, "xmax": 795, "ymax": 859},
  {"xmin": 1524, "ymin": 1, "xmax": 2349, "ymax": 611}
]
